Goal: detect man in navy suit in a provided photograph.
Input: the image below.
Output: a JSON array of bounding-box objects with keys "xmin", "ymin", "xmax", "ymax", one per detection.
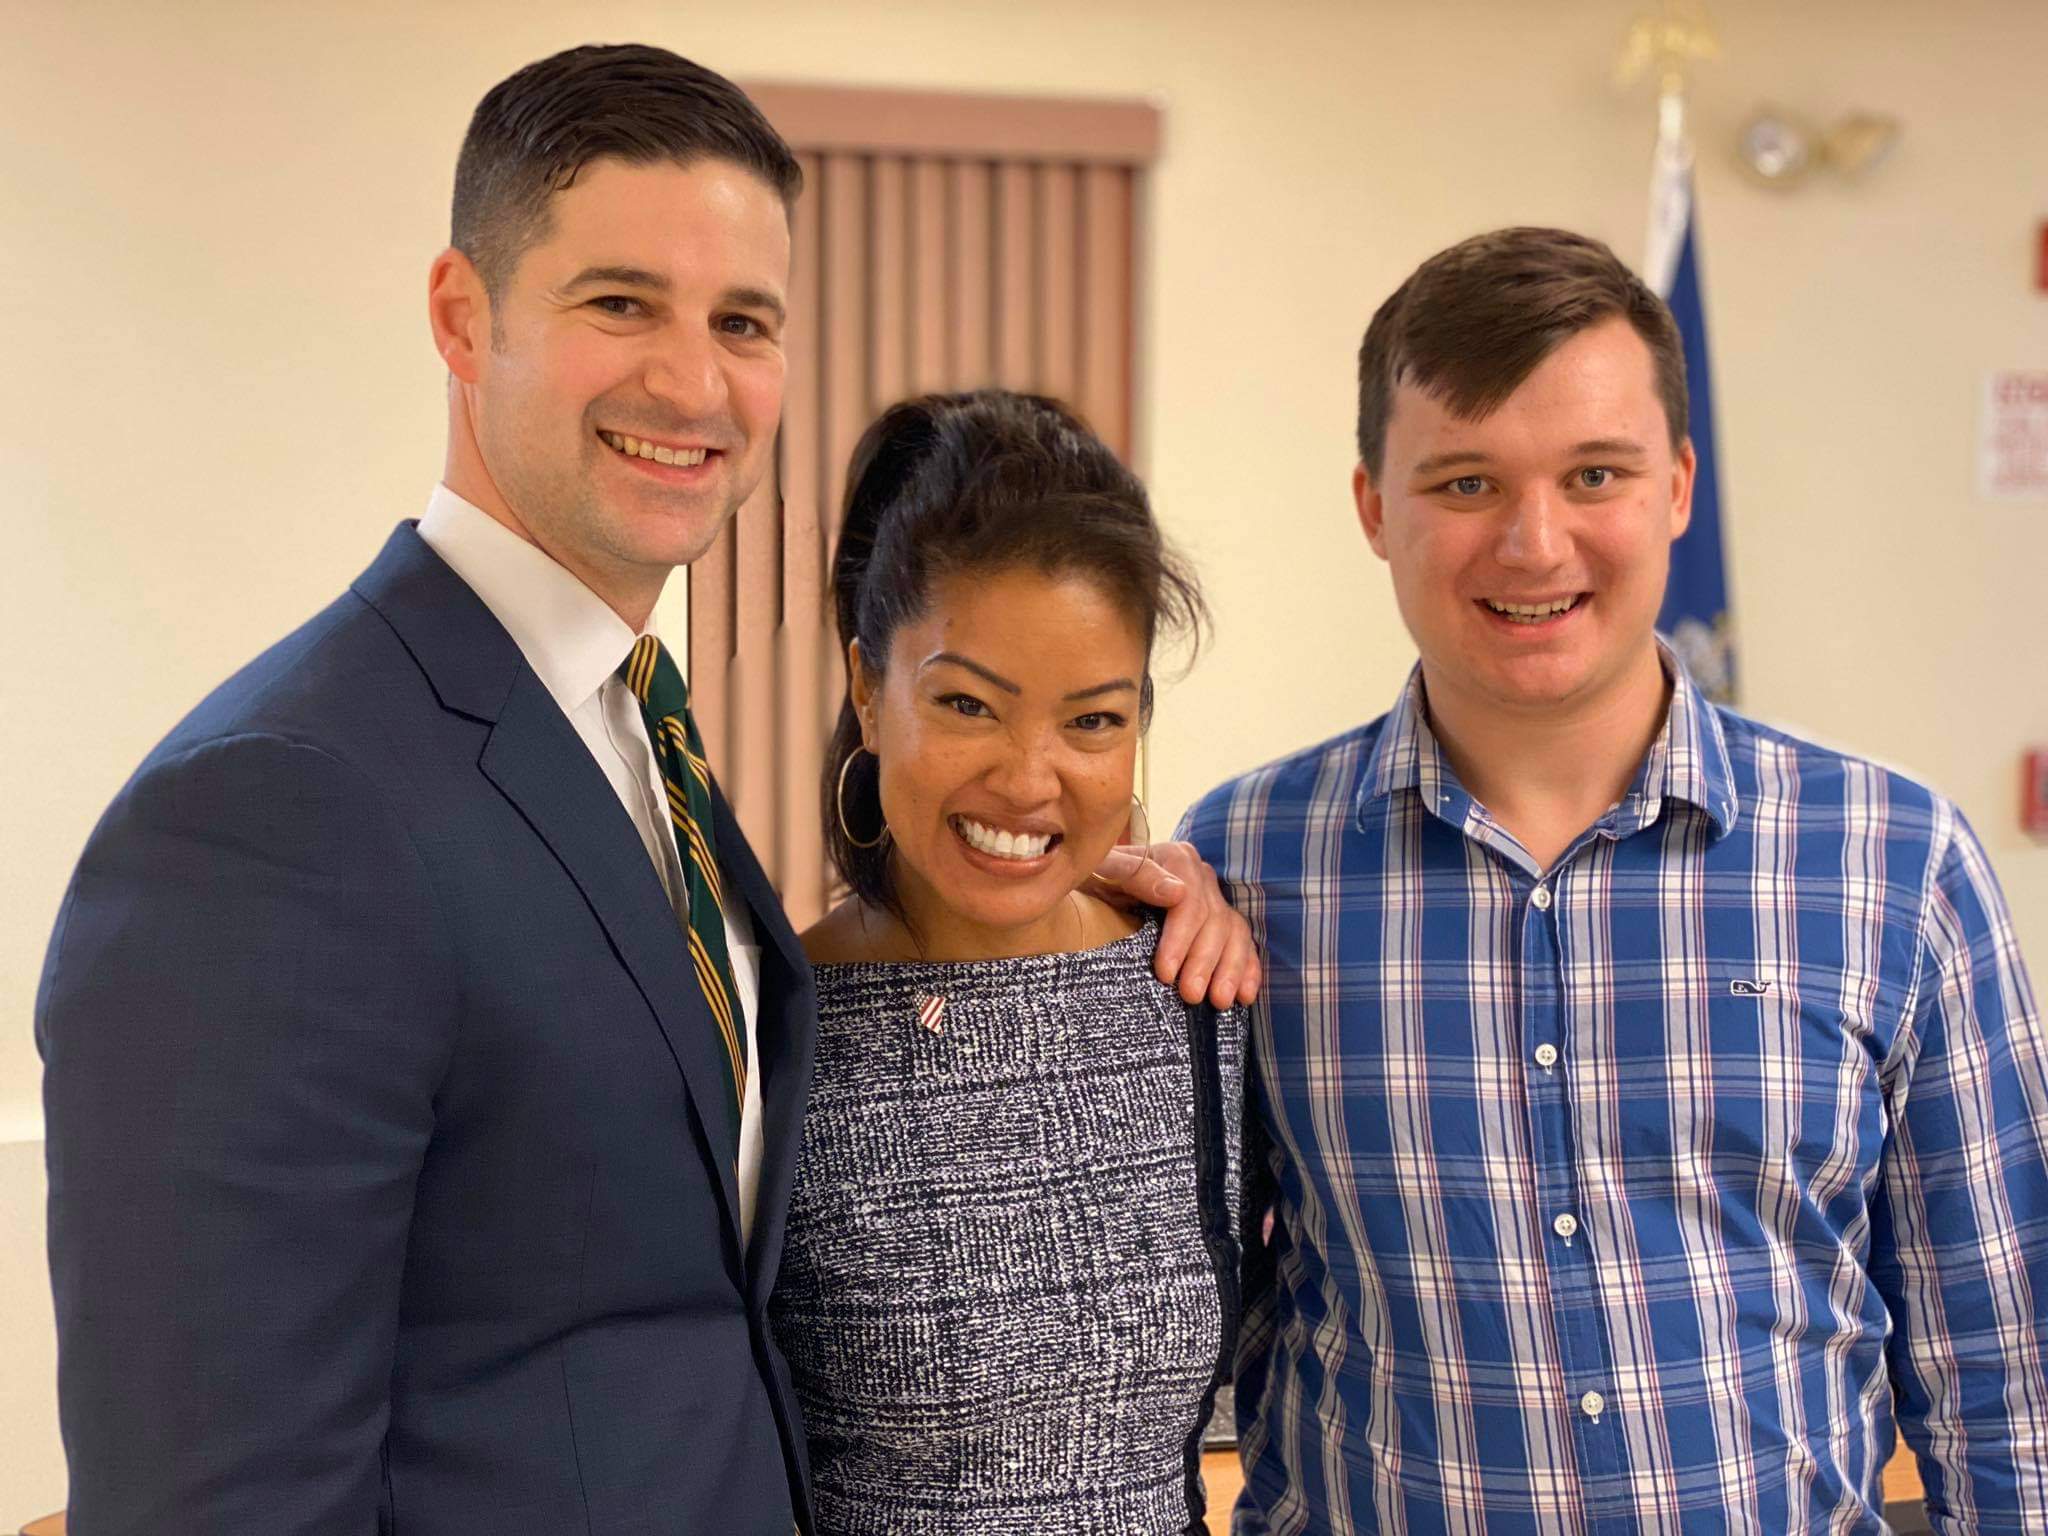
[{"xmin": 35, "ymin": 44, "xmax": 1257, "ymax": 1535}]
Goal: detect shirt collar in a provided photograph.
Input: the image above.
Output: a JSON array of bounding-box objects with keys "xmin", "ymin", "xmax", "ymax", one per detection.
[
  {"xmin": 1359, "ymin": 664, "xmax": 1445, "ymax": 811},
  {"xmin": 415, "ymin": 485, "xmax": 646, "ymax": 718},
  {"xmin": 1636, "ymin": 635, "xmax": 1739, "ymax": 839},
  {"xmin": 1356, "ymin": 635, "xmax": 1739, "ymax": 841}
]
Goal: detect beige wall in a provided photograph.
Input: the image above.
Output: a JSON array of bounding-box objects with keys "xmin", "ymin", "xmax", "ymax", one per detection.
[{"xmin": 4, "ymin": 0, "xmax": 2044, "ymax": 1515}]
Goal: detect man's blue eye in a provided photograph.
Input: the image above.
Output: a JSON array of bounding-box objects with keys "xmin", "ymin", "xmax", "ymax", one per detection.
[
  {"xmin": 592, "ymin": 296, "xmax": 640, "ymax": 316},
  {"xmin": 1450, "ymin": 476, "xmax": 1487, "ymax": 496},
  {"xmin": 1579, "ymin": 467, "xmax": 1613, "ymax": 488}
]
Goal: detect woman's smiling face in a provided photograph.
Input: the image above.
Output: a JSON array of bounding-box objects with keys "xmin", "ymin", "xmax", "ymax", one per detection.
[{"xmin": 854, "ymin": 565, "xmax": 1148, "ymax": 956}]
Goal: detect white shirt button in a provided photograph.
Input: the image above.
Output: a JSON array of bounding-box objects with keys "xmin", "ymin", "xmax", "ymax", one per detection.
[
  {"xmin": 1531, "ymin": 885, "xmax": 1553, "ymax": 911},
  {"xmin": 1534, "ymin": 1043, "xmax": 1560, "ymax": 1069},
  {"xmin": 1552, "ymin": 1212, "xmax": 1579, "ymax": 1240},
  {"xmin": 1580, "ymin": 1390, "xmax": 1606, "ymax": 1420}
]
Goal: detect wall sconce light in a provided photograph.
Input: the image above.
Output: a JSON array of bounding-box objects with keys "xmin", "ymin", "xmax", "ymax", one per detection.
[{"xmin": 1736, "ymin": 107, "xmax": 1901, "ymax": 189}]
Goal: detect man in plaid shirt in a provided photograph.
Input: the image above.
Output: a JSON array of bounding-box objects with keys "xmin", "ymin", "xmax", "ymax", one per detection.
[{"xmin": 1185, "ymin": 226, "xmax": 2048, "ymax": 1534}]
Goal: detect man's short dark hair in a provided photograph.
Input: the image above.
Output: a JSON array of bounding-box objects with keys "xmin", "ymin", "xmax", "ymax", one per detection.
[
  {"xmin": 1355, "ymin": 226, "xmax": 1688, "ymax": 480},
  {"xmin": 452, "ymin": 43, "xmax": 803, "ymax": 301}
]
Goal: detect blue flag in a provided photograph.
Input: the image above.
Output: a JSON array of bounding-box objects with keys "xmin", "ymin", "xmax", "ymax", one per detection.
[{"xmin": 1645, "ymin": 117, "xmax": 1736, "ymax": 701}]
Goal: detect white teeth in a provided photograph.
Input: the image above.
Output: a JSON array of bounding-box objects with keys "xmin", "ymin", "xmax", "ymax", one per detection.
[
  {"xmin": 954, "ymin": 818, "xmax": 1053, "ymax": 860},
  {"xmin": 1487, "ymin": 596, "xmax": 1580, "ymax": 623},
  {"xmin": 600, "ymin": 431, "xmax": 710, "ymax": 467}
]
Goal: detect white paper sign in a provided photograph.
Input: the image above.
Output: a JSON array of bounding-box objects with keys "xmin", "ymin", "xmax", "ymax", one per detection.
[{"xmin": 1980, "ymin": 371, "xmax": 2048, "ymax": 502}]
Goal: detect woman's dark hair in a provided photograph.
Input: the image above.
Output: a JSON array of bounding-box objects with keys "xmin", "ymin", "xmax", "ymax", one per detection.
[{"xmin": 823, "ymin": 390, "xmax": 1206, "ymax": 917}]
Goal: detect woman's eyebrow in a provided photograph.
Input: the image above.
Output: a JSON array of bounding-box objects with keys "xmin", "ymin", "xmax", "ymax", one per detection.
[
  {"xmin": 1064, "ymin": 679, "xmax": 1138, "ymax": 701},
  {"xmin": 920, "ymin": 652, "xmax": 1020, "ymax": 694}
]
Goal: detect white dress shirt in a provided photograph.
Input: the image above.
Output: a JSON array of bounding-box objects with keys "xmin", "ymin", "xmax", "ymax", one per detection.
[{"xmin": 418, "ymin": 485, "xmax": 767, "ymax": 1246}]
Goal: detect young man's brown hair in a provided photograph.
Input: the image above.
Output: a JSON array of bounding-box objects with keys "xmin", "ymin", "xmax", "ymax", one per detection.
[{"xmin": 1355, "ymin": 226, "xmax": 1688, "ymax": 479}]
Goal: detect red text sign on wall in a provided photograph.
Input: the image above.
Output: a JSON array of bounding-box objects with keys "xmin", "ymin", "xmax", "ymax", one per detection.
[{"xmin": 1980, "ymin": 371, "xmax": 2048, "ymax": 502}]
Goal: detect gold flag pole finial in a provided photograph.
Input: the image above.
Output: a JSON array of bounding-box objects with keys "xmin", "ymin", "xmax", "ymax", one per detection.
[{"xmin": 1617, "ymin": 0, "xmax": 1721, "ymax": 125}]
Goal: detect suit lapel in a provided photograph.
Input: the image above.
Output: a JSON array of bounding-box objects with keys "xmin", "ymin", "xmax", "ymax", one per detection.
[
  {"xmin": 481, "ymin": 673, "xmax": 745, "ymax": 1244},
  {"xmin": 355, "ymin": 524, "xmax": 745, "ymax": 1250},
  {"xmin": 710, "ymin": 778, "xmax": 817, "ymax": 1306}
]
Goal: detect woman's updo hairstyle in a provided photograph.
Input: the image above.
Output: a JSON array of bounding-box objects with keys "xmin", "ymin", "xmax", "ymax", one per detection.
[{"xmin": 823, "ymin": 388, "xmax": 1205, "ymax": 914}]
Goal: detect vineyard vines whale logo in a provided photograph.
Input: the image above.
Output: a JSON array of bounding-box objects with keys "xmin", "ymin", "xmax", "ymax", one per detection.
[{"xmin": 1729, "ymin": 979, "xmax": 1776, "ymax": 997}]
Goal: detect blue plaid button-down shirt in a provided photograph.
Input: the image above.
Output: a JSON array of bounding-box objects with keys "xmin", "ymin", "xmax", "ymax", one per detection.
[{"xmin": 1184, "ymin": 652, "xmax": 2048, "ymax": 1535}]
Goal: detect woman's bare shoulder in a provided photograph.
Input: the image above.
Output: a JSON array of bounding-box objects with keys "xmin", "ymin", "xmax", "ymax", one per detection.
[{"xmin": 801, "ymin": 897, "xmax": 905, "ymax": 965}]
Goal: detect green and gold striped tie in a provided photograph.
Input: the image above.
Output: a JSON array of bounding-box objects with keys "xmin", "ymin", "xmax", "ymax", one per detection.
[{"xmin": 619, "ymin": 635, "xmax": 746, "ymax": 1151}]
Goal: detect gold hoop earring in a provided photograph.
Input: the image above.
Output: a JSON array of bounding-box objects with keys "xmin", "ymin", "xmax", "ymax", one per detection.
[
  {"xmin": 1086, "ymin": 795, "xmax": 1151, "ymax": 888},
  {"xmin": 836, "ymin": 746, "xmax": 889, "ymax": 850}
]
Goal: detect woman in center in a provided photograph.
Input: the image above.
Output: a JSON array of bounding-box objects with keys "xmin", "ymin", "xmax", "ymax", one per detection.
[{"xmin": 771, "ymin": 390, "xmax": 1244, "ymax": 1536}]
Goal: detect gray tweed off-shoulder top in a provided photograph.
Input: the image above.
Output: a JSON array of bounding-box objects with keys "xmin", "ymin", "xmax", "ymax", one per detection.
[{"xmin": 771, "ymin": 917, "xmax": 1244, "ymax": 1536}]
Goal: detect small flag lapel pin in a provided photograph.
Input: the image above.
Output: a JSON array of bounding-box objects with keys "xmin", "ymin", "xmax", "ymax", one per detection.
[{"xmin": 915, "ymin": 992, "xmax": 947, "ymax": 1035}]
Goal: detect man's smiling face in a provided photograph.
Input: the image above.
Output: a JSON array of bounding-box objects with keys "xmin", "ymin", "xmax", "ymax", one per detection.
[
  {"xmin": 461, "ymin": 155, "xmax": 790, "ymax": 612},
  {"xmin": 1355, "ymin": 316, "xmax": 1695, "ymax": 722}
]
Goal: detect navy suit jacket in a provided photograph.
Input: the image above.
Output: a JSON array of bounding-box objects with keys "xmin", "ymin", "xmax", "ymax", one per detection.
[{"xmin": 37, "ymin": 525, "xmax": 816, "ymax": 1534}]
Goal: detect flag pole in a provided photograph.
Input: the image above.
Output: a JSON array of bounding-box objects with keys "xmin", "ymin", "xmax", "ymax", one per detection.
[
  {"xmin": 1621, "ymin": 1, "xmax": 1739, "ymax": 703},
  {"xmin": 1619, "ymin": 0, "xmax": 1719, "ymax": 291}
]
